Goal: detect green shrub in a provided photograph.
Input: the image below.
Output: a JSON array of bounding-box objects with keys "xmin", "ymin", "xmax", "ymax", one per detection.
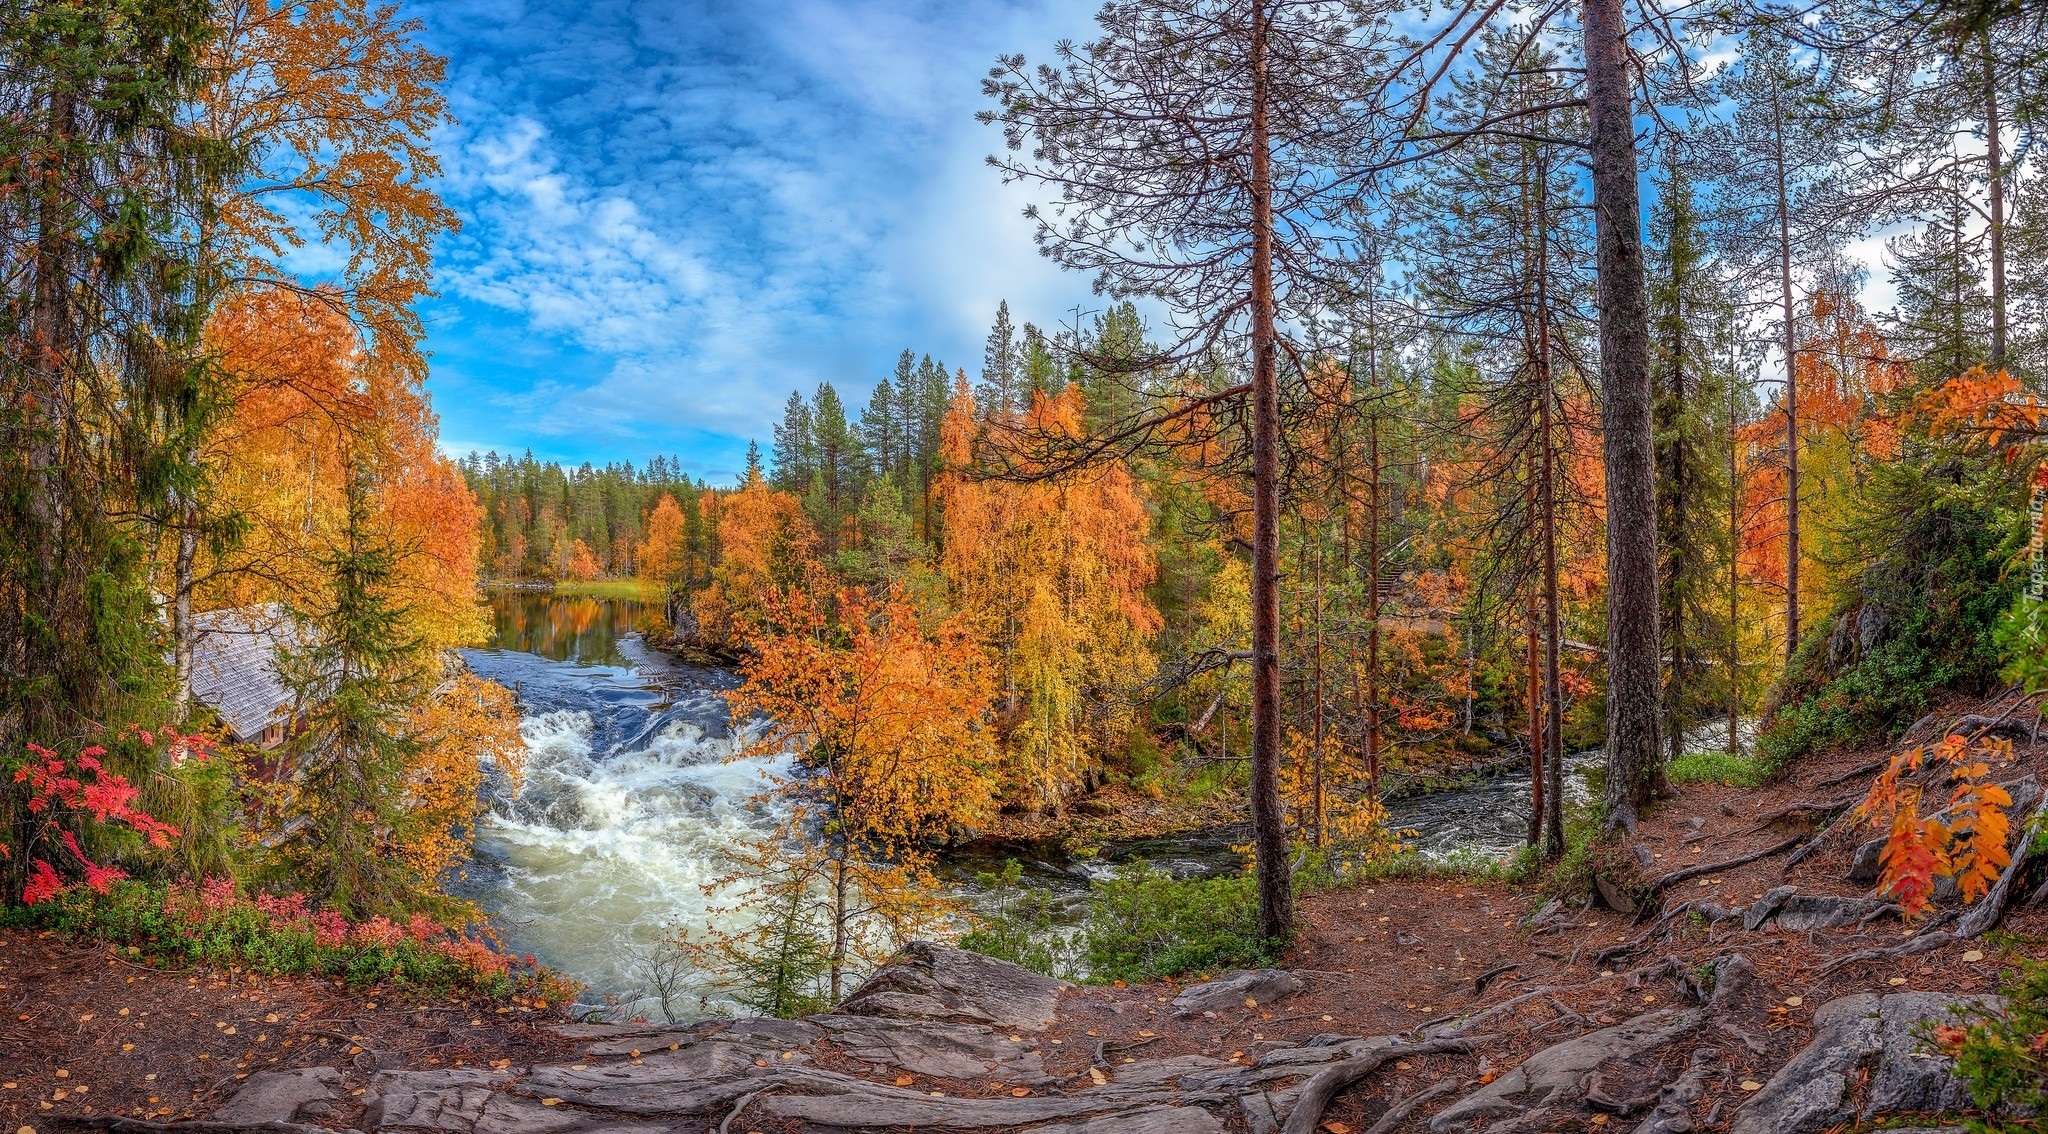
[
  {"xmin": 1947, "ymin": 952, "xmax": 2048, "ymax": 1131},
  {"xmin": 1668, "ymin": 750, "xmax": 1767, "ymax": 787},
  {"xmin": 958, "ymin": 860, "xmax": 1076, "ymax": 978},
  {"xmin": 1081, "ymin": 861, "xmax": 1277, "ymax": 983},
  {"xmin": 1757, "ymin": 459, "xmax": 2020, "ymax": 773}
]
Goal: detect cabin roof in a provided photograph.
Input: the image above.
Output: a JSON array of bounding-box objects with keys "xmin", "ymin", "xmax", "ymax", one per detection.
[{"xmin": 189, "ymin": 605, "xmax": 304, "ymax": 746}]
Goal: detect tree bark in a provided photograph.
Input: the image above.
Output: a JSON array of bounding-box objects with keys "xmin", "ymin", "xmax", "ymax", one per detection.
[
  {"xmin": 1247, "ymin": 0, "xmax": 1293, "ymax": 943},
  {"xmin": 1982, "ymin": 34, "xmax": 2006, "ymax": 369},
  {"xmin": 173, "ymin": 512, "xmax": 197, "ymax": 723},
  {"xmin": 1537, "ymin": 146, "xmax": 1566, "ymax": 859},
  {"xmin": 1772, "ymin": 83, "xmax": 1800, "ymax": 661},
  {"xmin": 1583, "ymin": 0, "xmax": 1663, "ymax": 831}
]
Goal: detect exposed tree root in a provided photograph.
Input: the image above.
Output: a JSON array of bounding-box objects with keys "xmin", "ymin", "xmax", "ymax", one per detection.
[
  {"xmin": 1362, "ymin": 1078, "xmax": 1457, "ymax": 1134},
  {"xmin": 1278, "ymin": 1036, "xmax": 1482, "ymax": 1134},
  {"xmin": 1645, "ymin": 835, "xmax": 1802, "ymax": 896},
  {"xmin": 1814, "ymin": 758, "xmax": 1889, "ymax": 789},
  {"xmin": 715, "ymin": 1088, "xmax": 764, "ymax": 1134},
  {"xmin": 1744, "ymin": 801, "xmax": 1856, "ymax": 834}
]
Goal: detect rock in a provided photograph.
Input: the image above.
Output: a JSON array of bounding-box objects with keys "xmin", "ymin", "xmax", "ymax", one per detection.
[
  {"xmin": 1864, "ymin": 993, "xmax": 1997, "ymax": 1116},
  {"xmin": 838, "ymin": 940, "xmax": 1067, "ymax": 1030},
  {"xmin": 1743, "ymin": 886, "xmax": 1795, "ymax": 931},
  {"xmin": 1594, "ymin": 874, "xmax": 1638, "ymax": 915},
  {"xmin": 362, "ymin": 1069, "xmax": 519, "ymax": 1133},
  {"xmin": 811, "ymin": 1016, "xmax": 1051, "ymax": 1083},
  {"xmin": 1770, "ymin": 894, "xmax": 1896, "ymax": 931},
  {"xmin": 1430, "ymin": 1010, "xmax": 1699, "ymax": 1131},
  {"xmin": 1171, "ymin": 969, "xmax": 1304, "ymax": 1016},
  {"xmin": 213, "ymin": 1068, "xmax": 343, "ymax": 1124},
  {"xmin": 1106, "ymin": 1055, "xmax": 1236, "ymax": 1085},
  {"xmin": 1628, "ymin": 1048, "xmax": 1721, "ymax": 1134},
  {"xmin": 1731, "ymin": 992, "xmax": 1996, "ymax": 1134},
  {"xmin": 1849, "ymin": 839, "xmax": 1886, "ymax": 887}
]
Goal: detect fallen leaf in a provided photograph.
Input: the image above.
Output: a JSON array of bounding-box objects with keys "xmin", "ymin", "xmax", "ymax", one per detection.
[
  {"xmin": 1137, "ymin": 1030, "xmax": 1155, "ymax": 1037},
  {"xmin": 539, "ymin": 1099, "xmax": 561, "ymax": 1107},
  {"xmin": 1321, "ymin": 1123, "xmax": 1351, "ymax": 1133},
  {"xmin": 1478, "ymin": 1072, "xmax": 1496, "ymax": 1085},
  {"xmin": 893, "ymin": 1076, "xmax": 914, "ymax": 1087},
  {"xmin": 1888, "ymin": 977, "xmax": 1908, "ymax": 986},
  {"xmin": 1784, "ymin": 996, "xmax": 1803, "ymax": 1007},
  {"xmin": 1741, "ymin": 1081, "xmax": 1762, "ymax": 1091},
  {"xmin": 1395, "ymin": 1061, "xmax": 1411, "ymax": 1070},
  {"xmin": 223, "ymin": 1027, "xmax": 236, "ymax": 1036},
  {"xmin": 1244, "ymin": 997, "xmax": 1258, "ymax": 1007},
  {"xmin": 1088, "ymin": 1069, "xmax": 1107, "ymax": 1085},
  {"xmin": 1010, "ymin": 1088, "xmax": 1031, "ymax": 1097},
  {"xmin": 1962, "ymin": 950, "xmax": 1985, "ymax": 963}
]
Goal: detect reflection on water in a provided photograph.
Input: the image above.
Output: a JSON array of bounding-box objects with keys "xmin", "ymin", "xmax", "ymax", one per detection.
[{"xmin": 485, "ymin": 590, "xmax": 652, "ymax": 667}]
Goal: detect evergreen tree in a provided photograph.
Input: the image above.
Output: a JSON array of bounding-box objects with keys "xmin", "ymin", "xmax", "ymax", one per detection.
[
  {"xmin": 274, "ymin": 464, "xmax": 430, "ymax": 916},
  {"xmin": 771, "ymin": 391, "xmax": 816, "ymax": 492},
  {"xmin": 978, "ymin": 300, "xmax": 1020, "ymax": 417}
]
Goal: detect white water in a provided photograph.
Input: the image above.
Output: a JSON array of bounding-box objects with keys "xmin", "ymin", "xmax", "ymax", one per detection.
[{"xmin": 457, "ymin": 594, "xmax": 793, "ymax": 1020}]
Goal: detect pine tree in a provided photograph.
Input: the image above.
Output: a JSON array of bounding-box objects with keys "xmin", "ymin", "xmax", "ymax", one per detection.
[
  {"xmin": 979, "ymin": 301, "xmax": 1020, "ymax": 417},
  {"xmin": 771, "ymin": 391, "xmax": 816, "ymax": 492}
]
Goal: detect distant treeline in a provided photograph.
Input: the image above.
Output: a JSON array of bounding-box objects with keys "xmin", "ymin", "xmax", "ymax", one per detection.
[{"xmin": 457, "ymin": 452, "xmax": 707, "ymax": 581}]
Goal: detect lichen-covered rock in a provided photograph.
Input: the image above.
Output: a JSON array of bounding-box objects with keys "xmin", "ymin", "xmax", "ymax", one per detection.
[
  {"xmin": 838, "ymin": 940, "xmax": 1067, "ymax": 1030},
  {"xmin": 1731, "ymin": 992, "xmax": 1995, "ymax": 1134},
  {"xmin": 1170, "ymin": 969, "xmax": 1304, "ymax": 1017},
  {"xmin": 1429, "ymin": 1010, "xmax": 1699, "ymax": 1132},
  {"xmin": 212, "ymin": 1067, "xmax": 344, "ymax": 1125},
  {"xmin": 1770, "ymin": 894, "xmax": 1896, "ymax": 931}
]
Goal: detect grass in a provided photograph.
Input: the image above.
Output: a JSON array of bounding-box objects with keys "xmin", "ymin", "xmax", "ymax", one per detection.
[
  {"xmin": 1668, "ymin": 749, "xmax": 1768, "ymax": 788},
  {"xmin": 549, "ymin": 578, "xmax": 655, "ymax": 601}
]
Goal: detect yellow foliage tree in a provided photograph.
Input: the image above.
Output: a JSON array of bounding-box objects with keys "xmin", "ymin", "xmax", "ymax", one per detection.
[
  {"xmin": 637, "ymin": 494, "xmax": 687, "ymax": 587},
  {"xmin": 939, "ymin": 384, "xmax": 1161, "ymax": 811},
  {"xmin": 564, "ymin": 539, "xmax": 602, "ymax": 582},
  {"xmin": 714, "ymin": 585, "xmax": 996, "ymax": 1003},
  {"xmin": 400, "ymin": 673, "xmax": 525, "ymax": 882},
  {"xmin": 692, "ymin": 470, "xmax": 819, "ymax": 647}
]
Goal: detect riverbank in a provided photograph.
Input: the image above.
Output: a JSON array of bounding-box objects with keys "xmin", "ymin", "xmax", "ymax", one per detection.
[{"xmin": 11, "ymin": 692, "xmax": 2043, "ymax": 1133}]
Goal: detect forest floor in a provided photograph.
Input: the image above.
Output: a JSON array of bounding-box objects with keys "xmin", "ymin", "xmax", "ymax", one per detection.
[{"xmin": 3, "ymin": 693, "xmax": 2044, "ymax": 1133}]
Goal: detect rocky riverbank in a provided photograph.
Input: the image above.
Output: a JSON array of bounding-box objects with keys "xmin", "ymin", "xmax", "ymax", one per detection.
[{"xmin": 8, "ymin": 697, "xmax": 2046, "ymax": 1133}]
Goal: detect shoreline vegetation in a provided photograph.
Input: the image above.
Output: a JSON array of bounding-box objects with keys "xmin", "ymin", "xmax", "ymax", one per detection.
[{"xmin": 3, "ymin": 0, "xmax": 2048, "ymax": 1129}]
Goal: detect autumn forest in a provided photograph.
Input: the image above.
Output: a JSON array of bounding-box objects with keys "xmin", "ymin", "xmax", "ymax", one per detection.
[{"xmin": 4, "ymin": 0, "xmax": 2048, "ymax": 1047}]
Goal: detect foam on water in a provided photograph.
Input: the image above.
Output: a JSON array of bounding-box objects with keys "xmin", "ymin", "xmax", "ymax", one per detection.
[{"xmin": 459, "ymin": 597, "xmax": 792, "ymax": 1019}]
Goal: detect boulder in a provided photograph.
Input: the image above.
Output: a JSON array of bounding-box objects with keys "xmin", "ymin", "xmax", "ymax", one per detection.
[
  {"xmin": 1429, "ymin": 1009, "xmax": 1699, "ymax": 1131},
  {"xmin": 1849, "ymin": 839, "xmax": 1886, "ymax": 887},
  {"xmin": 838, "ymin": 940, "xmax": 1067, "ymax": 1030},
  {"xmin": 212, "ymin": 1067, "xmax": 344, "ymax": 1125},
  {"xmin": 1744, "ymin": 886, "xmax": 1794, "ymax": 931},
  {"xmin": 1171, "ymin": 969, "xmax": 1304, "ymax": 1017},
  {"xmin": 1731, "ymin": 992, "xmax": 1995, "ymax": 1134},
  {"xmin": 1770, "ymin": 894, "xmax": 1895, "ymax": 931},
  {"xmin": 811, "ymin": 1016, "xmax": 1052, "ymax": 1083}
]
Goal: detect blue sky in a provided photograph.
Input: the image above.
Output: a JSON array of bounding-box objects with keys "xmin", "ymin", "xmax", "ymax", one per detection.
[{"xmin": 414, "ymin": 0, "xmax": 1104, "ymax": 482}]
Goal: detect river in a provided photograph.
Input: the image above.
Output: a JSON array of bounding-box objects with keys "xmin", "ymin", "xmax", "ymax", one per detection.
[{"xmin": 456, "ymin": 591, "xmax": 1600, "ymax": 1019}]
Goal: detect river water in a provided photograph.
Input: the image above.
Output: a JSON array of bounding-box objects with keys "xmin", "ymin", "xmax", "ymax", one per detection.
[{"xmin": 456, "ymin": 592, "xmax": 1601, "ymax": 1018}]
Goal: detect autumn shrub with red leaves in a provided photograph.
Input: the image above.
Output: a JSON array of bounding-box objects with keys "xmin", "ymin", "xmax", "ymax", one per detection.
[
  {"xmin": 6, "ymin": 874, "xmax": 579, "ymax": 1004},
  {"xmin": 3, "ymin": 728, "xmax": 200, "ymax": 904}
]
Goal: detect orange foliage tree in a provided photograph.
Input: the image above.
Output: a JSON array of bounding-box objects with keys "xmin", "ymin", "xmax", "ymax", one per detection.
[
  {"xmin": 692, "ymin": 470, "xmax": 820, "ymax": 647},
  {"xmin": 636, "ymin": 494, "xmax": 688, "ymax": 588},
  {"xmin": 1859, "ymin": 733, "xmax": 2014, "ymax": 917},
  {"xmin": 716, "ymin": 586, "xmax": 996, "ymax": 1003},
  {"xmin": 939, "ymin": 384, "xmax": 1161, "ymax": 811}
]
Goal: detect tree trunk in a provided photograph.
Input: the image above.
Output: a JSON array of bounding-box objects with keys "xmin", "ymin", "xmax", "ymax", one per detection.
[
  {"xmin": 1247, "ymin": 0, "xmax": 1293, "ymax": 943},
  {"xmin": 1772, "ymin": 84, "xmax": 1800, "ymax": 660},
  {"xmin": 1537, "ymin": 163, "xmax": 1566, "ymax": 858},
  {"xmin": 1983, "ymin": 34, "xmax": 2006, "ymax": 369},
  {"xmin": 173, "ymin": 511, "xmax": 198, "ymax": 723},
  {"xmin": 1583, "ymin": 0, "xmax": 1663, "ymax": 831}
]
